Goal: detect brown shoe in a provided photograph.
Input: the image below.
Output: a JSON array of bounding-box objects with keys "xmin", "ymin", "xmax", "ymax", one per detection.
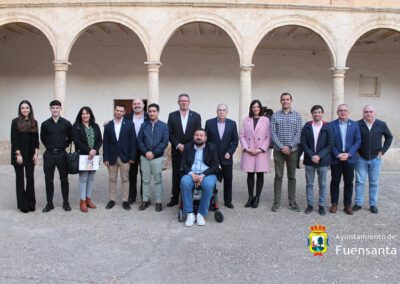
[
  {"xmin": 329, "ymin": 203, "xmax": 337, "ymax": 213},
  {"xmin": 155, "ymin": 203, "xmax": 163, "ymax": 212},
  {"xmin": 86, "ymin": 198, "xmax": 96, "ymax": 209},
  {"xmin": 344, "ymin": 207, "xmax": 353, "ymax": 215},
  {"xmin": 139, "ymin": 201, "xmax": 148, "ymax": 211},
  {"xmin": 80, "ymin": 200, "xmax": 88, "ymax": 213}
]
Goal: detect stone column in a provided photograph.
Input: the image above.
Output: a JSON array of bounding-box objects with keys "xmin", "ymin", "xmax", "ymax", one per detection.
[
  {"xmin": 53, "ymin": 60, "xmax": 71, "ymax": 114},
  {"xmin": 330, "ymin": 67, "xmax": 348, "ymax": 120},
  {"xmin": 240, "ymin": 64, "xmax": 254, "ymax": 127},
  {"xmin": 145, "ymin": 61, "xmax": 162, "ymax": 104}
]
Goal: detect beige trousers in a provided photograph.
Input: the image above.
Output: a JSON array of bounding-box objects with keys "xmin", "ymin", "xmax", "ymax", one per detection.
[{"xmin": 108, "ymin": 157, "xmax": 130, "ymax": 202}]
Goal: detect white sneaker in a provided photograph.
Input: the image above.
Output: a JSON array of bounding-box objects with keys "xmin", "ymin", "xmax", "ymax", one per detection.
[
  {"xmin": 185, "ymin": 213, "xmax": 196, "ymax": 227},
  {"xmin": 196, "ymin": 213, "xmax": 206, "ymax": 226}
]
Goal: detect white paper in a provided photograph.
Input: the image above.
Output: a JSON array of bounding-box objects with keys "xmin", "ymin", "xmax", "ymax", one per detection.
[{"xmin": 79, "ymin": 155, "xmax": 100, "ymax": 171}]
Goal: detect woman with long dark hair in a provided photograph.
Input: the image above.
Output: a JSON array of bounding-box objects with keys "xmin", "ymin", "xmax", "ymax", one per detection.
[
  {"xmin": 11, "ymin": 100, "xmax": 39, "ymax": 213},
  {"xmin": 240, "ymin": 100, "xmax": 271, "ymax": 208},
  {"xmin": 72, "ymin": 106, "xmax": 102, "ymax": 213}
]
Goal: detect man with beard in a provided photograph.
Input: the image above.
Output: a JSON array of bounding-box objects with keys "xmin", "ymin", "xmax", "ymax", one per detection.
[
  {"xmin": 180, "ymin": 129, "xmax": 219, "ymax": 227},
  {"xmin": 125, "ymin": 98, "xmax": 148, "ymax": 204}
]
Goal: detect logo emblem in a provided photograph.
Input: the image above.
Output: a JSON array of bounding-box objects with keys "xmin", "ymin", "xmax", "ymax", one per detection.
[{"xmin": 307, "ymin": 225, "xmax": 329, "ymax": 256}]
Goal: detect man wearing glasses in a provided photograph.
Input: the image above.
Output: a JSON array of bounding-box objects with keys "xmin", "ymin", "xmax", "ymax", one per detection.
[{"xmin": 329, "ymin": 104, "xmax": 361, "ymax": 215}]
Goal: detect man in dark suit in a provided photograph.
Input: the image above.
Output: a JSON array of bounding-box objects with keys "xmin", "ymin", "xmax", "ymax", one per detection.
[
  {"xmin": 205, "ymin": 103, "xmax": 238, "ymax": 208},
  {"xmin": 125, "ymin": 98, "xmax": 148, "ymax": 204},
  {"xmin": 329, "ymin": 104, "xmax": 361, "ymax": 215},
  {"xmin": 167, "ymin": 94, "xmax": 201, "ymax": 207},
  {"xmin": 103, "ymin": 104, "xmax": 136, "ymax": 210},
  {"xmin": 180, "ymin": 129, "xmax": 219, "ymax": 226}
]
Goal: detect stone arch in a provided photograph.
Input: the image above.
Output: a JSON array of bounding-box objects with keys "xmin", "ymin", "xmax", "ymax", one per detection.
[
  {"xmin": 344, "ymin": 19, "xmax": 400, "ymax": 66},
  {"xmin": 63, "ymin": 12, "xmax": 150, "ymax": 61},
  {"xmin": 158, "ymin": 13, "xmax": 243, "ymax": 63},
  {"xmin": 249, "ymin": 15, "xmax": 336, "ymax": 66},
  {"xmin": 0, "ymin": 13, "xmax": 56, "ymax": 58}
]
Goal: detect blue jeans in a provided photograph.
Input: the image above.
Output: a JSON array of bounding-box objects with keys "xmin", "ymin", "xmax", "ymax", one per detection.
[
  {"xmin": 180, "ymin": 174, "xmax": 217, "ymax": 216},
  {"xmin": 305, "ymin": 165, "xmax": 328, "ymax": 207},
  {"xmin": 355, "ymin": 157, "xmax": 381, "ymax": 207},
  {"xmin": 79, "ymin": 171, "xmax": 95, "ymax": 200}
]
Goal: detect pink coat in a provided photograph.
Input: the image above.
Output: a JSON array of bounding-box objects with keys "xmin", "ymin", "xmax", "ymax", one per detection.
[{"xmin": 240, "ymin": 116, "xmax": 271, "ymax": 173}]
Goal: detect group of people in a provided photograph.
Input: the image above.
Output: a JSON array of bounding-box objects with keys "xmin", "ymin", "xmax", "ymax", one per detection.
[{"xmin": 11, "ymin": 92, "xmax": 392, "ymax": 227}]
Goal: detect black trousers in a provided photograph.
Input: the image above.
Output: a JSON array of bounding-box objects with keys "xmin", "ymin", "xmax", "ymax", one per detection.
[
  {"xmin": 330, "ymin": 161, "xmax": 355, "ymax": 208},
  {"xmin": 14, "ymin": 163, "xmax": 36, "ymax": 210},
  {"xmin": 129, "ymin": 159, "xmax": 143, "ymax": 201},
  {"xmin": 43, "ymin": 150, "xmax": 69, "ymax": 205},
  {"xmin": 171, "ymin": 151, "xmax": 183, "ymax": 202},
  {"xmin": 221, "ymin": 164, "xmax": 233, "ymax": 204}
]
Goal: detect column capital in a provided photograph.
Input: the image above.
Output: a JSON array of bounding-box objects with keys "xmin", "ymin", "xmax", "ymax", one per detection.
[
  {"xmin": 240, "ymin": 64, "xmax": 254, "ymax": 72},
  {"xmin": 330, "ymin": 66, "xmax": 349, "ymax": 76},
  {"xmin": 145, "ymin": 61, "xmax": 162, "ymax": 72},
  {"xmin": 53, "ymin": 60, "xmax": 71, "ymax": 72}
]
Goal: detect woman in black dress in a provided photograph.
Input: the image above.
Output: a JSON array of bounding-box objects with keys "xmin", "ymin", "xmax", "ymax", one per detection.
[{"xmin": 11, "ymin": 100, "xmax": 39, "ymax": 213}]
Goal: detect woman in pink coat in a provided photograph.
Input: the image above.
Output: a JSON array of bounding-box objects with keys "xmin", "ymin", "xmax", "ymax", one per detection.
[{"xmin": 240, "ymin": 100, "xmax": 271, "ymax": 208}]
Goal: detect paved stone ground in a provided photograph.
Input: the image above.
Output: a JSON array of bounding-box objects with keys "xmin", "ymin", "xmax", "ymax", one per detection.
[{"xmin": 0, "ymin": 165, "xmax": 399, "ymax": 283}]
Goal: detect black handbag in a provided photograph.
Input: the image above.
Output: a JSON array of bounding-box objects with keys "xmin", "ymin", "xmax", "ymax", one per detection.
[{"xmin": 67, "ymin": 144, "xmax": 79, "ymax": 174}]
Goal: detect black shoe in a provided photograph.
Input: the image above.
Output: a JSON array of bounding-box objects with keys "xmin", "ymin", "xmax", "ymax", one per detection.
[
  {"xmin": 28, "ymin": 206, "xmax": 36, "ymax": 212},
  {"xmin": 352, "ymin": 205, "xmax": 362, "ymax": 212},
  {"xmin": 224, "ymin": 203, "xmax": 234, "ymax": 209},
  {"xmin": 319, "ymin": 206, "xmax": 326, "ymax": 216},
  {"xmin": 63, "ymin": 203, "xmax": 71, "ymax": 212},
  {"xmin": 105, "ymin": 200, "xmax": 115, "ymax": 209},
  {"xmin": 42, "ymin": 203, "xmax": 54, "ymax": 213},
  {"xmin": 370, "ymin": 206, "xmax": 378, "ymax": 214},
  {"xmin": 139, "ymin": 201, "xmax": 149, "ymax": 211},
  {"xmin": 156, "ymin": 203, "xmax": 163, "ymax": 212},
  {"xmin": 289, "ymin": 202, "xmax": 300, "ymax": 212},
  {"xmin": 128, "ymin": 197, "xmax": 136, "ymax": 205},
  {"xmin": 20, "ymin": 208, "xmax": 29, "ymax": 213},
  {"xmin": 122, "ymin": 202, "xmax": 131, "ymax": 210},
  {"xmin": 167, "ymin": 199, "xmax": 178, "ymax": 207},
  {"xmin": 251, "ymin": 196, "xmax": 259, "ymax": 208},
  {"xmin": 244, "ymin": 196, "xmax": 253, "ymax": 208},
  {"xmin": 304, "ymin": 205, "xmax": 313, "ymax": 214}
]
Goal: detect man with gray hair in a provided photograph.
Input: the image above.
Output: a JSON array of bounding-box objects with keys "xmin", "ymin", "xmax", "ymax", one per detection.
[
  {"xmin": 205, "ymin": 104, "xmax": 239, "ymax": 208},
  {"xmin": 353, "ymin": 105, "xmax": 392, "ymax": 214},
  {"xmin": 125, "ymin": 98, "xmax": 148, "ymax": 204}
]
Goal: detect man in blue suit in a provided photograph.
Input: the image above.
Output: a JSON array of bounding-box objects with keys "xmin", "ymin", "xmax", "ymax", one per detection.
[
  {"xmin": 103, "ymin": 104, "xmax": 136, "ymax": 210},
  {"xmin": 205, "ymin": 104, "xmax": 239, "ymax": 208},
  {"xmin": 329, "ymin": 104, "xmax": 361, "ymax": 215}
]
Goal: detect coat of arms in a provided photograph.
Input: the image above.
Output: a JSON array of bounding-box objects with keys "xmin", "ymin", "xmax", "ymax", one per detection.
[{"xmin": 307, "ymin": 225, "xmax": 329, "ymax": 256}]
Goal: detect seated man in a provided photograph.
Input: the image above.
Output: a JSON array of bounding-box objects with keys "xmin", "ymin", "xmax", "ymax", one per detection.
[{"xmin": 180, "ymin": 128, "xmax": 219, "ymax": 227}]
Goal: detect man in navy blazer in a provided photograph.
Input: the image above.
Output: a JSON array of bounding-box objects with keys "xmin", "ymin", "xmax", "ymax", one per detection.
[
  {"xmin": 167, "ymin": 94, "xmax": 201, "ymax": 207},
  {"xmin": 329, "ymin": 104, "xmax": 361, "ymax": 215},
  {"xmin": 205, "ymin": 103, "xmax": 238, "ymax": 208},
  {"xmin": 103, "ymin": 104, "xmax": 136, "ymax": 210}
]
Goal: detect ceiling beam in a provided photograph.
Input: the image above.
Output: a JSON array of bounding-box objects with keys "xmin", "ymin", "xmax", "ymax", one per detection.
[
  {"xmin": 196, "ymin": 23, "xmax": 202, "ymax": 36},
  {"xmin": 97, "ymin": 23, "xmax": 111, "ymax": 35},
  {"xmin": 3, "ymin": 26, "xmax": 23, "ymax": 35},
  {"xmin": 15, "ymin": 23, "xmax": 41, "ymax": 35},
  {"xmin": 115, "ymin": 23, "xmax": 129, "ymax": 36},
  {"xmin": 287, "ymin": 26, "xmax": 298, "ymax": 39}
]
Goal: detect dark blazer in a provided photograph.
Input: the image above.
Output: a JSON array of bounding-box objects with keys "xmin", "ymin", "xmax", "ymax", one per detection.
[
  {"xmin": 125, "ymin": 111, "xmax": 148, "ymax": 162},
  {"xmin": 167, "ymin": 110, "xmax": 201, "ymax": 154},
  {"xmin": 301, "ymin": 121, "xmax": 333, "ymax": 167},
  {"xmin": 205, "ymin": 117, "xmax": 238, "ymax": 165},
  {"xmin": 329, "ymin": 119, "xmax": 361, "ymax": 165},
  {"xmin": 125, "ymin": 111, "xmax": 149, "ymax": 135},
  {"xmin": 181, "ymin": 142, "xmax": 219, "ymax": 177},
  {"xmin": 103, "ymin": 118, "xmax": 136, "ymax": 165},
  {"xmin": 72, "ymin": 122, "xmax": 103, "ymax": 155},
  {"xmin": 10, "ymin": 118, "xmax": 39, "ymax": 166},
  {"xmin": 357, "ymin": 119, "xmax": 393, "ymax": 160}
]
